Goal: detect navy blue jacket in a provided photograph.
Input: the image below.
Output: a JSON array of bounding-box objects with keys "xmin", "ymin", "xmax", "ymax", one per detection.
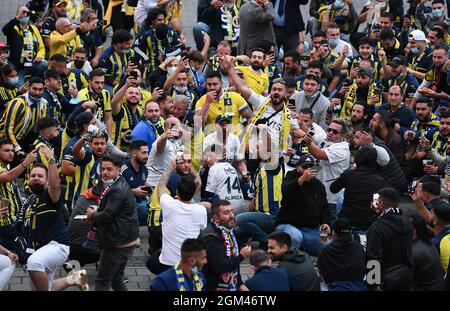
[
  {"xmin": 244, "ymin": 266, "xmax": 298, "ymax": 291},
  {"xmin": 150, "ymin": 268, "xmax": 206, "ymax": 291}
]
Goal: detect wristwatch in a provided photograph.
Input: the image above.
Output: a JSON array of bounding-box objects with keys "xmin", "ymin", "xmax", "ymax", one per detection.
[{"xmin": 49, "ymin": 158, "xmax": 56, "ymax": 165}]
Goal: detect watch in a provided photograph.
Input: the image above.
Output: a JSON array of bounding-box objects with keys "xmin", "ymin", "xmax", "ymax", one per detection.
[{"xmin": 49, "ymin": 158, "xmax": 56, "ymax": 164}]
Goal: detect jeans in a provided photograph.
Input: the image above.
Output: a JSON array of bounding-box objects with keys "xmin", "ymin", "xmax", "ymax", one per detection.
[
  {"xmin": 335, "ymin": 194, "xmax": 344, "ymax": 218},
  {"xmin": 18, "ymin": 61, "xmax": 48, "ymax": 85},
  {"xmin": 235, "ymin": 212, "xmax": 276, "ymax": 244},
  {"xmin": 137, "ymin": 200, "xmax": 148, "ymax": 226},
  {"xmin": 276, "ymin": 224, "xmax": 326, "ymax": 257},
  {"xmin": 329, "ymin": 203, "xmax": 337, "ymax": 228},
  {"xmin": 0, "ymin": 254, "xmax": 16, "ymax": 291},
  {"xmin": 192, "ymin": 22, "xmax": 210, "ymax": 51},
  {"xmin": 95, "ymin": 246, "xmax": 135, "ymax": 291},
  {"xmin": 0, "ymin": 222, "xmax": 18, "ymax": 252}
]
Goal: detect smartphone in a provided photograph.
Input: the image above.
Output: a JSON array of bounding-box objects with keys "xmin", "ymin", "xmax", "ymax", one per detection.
[
  {"xmin": 129, "ymin": 55, "xmax": 136, "ymax": 64},
  {"xmin": 288, "ymin": 98, "xmax": 296, "ymax": 109},
  {"xmin": 141, "ymin": 186, "xmax": 152, "ymax": 193},
  {"xmin": 70, "ymin": 77, "xmax": 77, "ymax": 89},
  {"xmin": 129, "ymin": 70, "xmax": 138, "ymax": 79},
  {"xmin": 74, "ymin": 215, "xmax": 88, "ymax": 220},
  {"xmin": 246, "ymin": 237, "xmax": 260, "ymax": 249}
]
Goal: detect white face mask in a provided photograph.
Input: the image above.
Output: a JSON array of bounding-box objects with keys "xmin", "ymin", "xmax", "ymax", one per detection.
[
  {"xmin": 167, "ymin": 66, "xmax": 177, "ymax": 74},
  {"xmin": 174, "ymin": 85, "xmax": 187, "ymax": 93},
  {"xmin": 224, "ymin": 3, "xmax": 234, "ymax": 9},
  {"xmin": 103, "ymin": 179, "xmax": 115, "ymax": 186}
]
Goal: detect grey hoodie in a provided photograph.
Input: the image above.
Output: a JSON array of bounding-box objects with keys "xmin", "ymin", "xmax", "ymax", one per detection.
[{"xmin": 278, "ymin": 248, "xmax": 321, "ymax": 291}]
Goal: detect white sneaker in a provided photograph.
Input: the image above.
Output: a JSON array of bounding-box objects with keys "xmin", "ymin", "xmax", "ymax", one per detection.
[{"xmin": 73, "ymin": 269, "xmax": 89, "ymax": 291}]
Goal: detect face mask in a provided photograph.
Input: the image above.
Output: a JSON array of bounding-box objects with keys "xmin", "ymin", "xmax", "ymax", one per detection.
[
  {"xmin": 191, "ymin": 266, "xmax": 199, "ymax": 274},
  {"xmin": 334, "ymin": 0, "xmax": 344, "ymax": 10},
  {"xmin": 393, "ymin": 71, "xmax": 404, "ymax": 79},
  {"xmin": 103, "ymin": 179, "xmax": 115, "ymax": 186},
  {"xmin": 410, "ymin": 47, "xmax": 420, "ymax": 55},
  {"xmin": 174, "ymin": 85, "xmax": 187, "ymax": 93},
  {"xmin": 328, "ymin": 38, "xmax": 339, "ymax": 47},
  {"xmin": 74, "ymin": 59, "xmax": 85, "ymax": 69},
  {"xmin": 19, "ymin": 16, "xmax": 30, "ymax": 24},
  {"xmin": 167, "ymin": 66, "xmax": 176, "ymax": 74},
  {"xmin": 432, "ymin": 9, "xmax": 444, "ymax": 18},
  {"xmin": 122, "ymin": 48, "xmax": 130, "ymax": 54},
  {"xmin": 8, "ymin": 77, "xmax": 19, "ymax": 87},
  {"xmin": 29, "ymin": 95, "xmax": 41, "ymax": 105},
  {"xmin": 30, "ymin": 183, "xmax": 46, "ymax": 195},
  {"xmin": 305, "ymin": 91, "xmax": 319, "ymax": 99},
  {"xmin": 224, "ymin": 3, "xmax": 234, "ymax": 9}
]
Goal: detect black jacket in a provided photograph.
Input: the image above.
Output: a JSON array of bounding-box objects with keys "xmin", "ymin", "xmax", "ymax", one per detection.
[
  {"xmin": 331, "ymin": 148, "xmax": 385, "ymax": 230},
  {"xmin": 91, "ymin": 177, "xmax": 139, "ymax": 248},
  {"xmin": 278, "ymin": 248, "xmax": 321, "ymax": 291},
  {"xmin": 412, "ymin": 239, "xmax": 445, "ymax": 291},
  {"xmin": 271, "ymin": 0, "xmax": 309, "ymax": 34},
  {"xmin": 198, "ymin": 224, "xmax": 244, "ymax": 291},
  {"xmin": 277, "ymin": 170, "xmax": 330, "ymax": 229},
  {"xmin": 244, "ymin": 266, "xmax": 297, "ymax": 291},
  {"xmin": 373, "ymin": 137, "xmax": 408, "ymax": 193},
  {"xmin": 366, "ymin": 209, "xmax": 413, "ymax": 273},
  {"xmin": 318, "ymin": 237, "xmax": 366, "ymax": 284}
]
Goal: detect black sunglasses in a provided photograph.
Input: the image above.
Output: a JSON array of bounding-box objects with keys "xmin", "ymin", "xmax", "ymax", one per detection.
[
  {"xmin": 327, "ymin": 128, "xmax": 341, "ymax": 135},
  {"xmin": 272, "ymin": 78, "xmax": 287, "ymax": 85}
]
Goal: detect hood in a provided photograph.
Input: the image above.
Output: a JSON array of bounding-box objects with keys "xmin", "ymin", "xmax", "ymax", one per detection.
[
  {"xmin": 281, "ymin": 248, "xmax": 307, "ymax": 263},
  {"xmin": 355, "ymin": 146, "xmax": 377, "ymax": 169},
  {"xmin": 377, "ymin": 213, "xmax": 411, "ymax": 235}
]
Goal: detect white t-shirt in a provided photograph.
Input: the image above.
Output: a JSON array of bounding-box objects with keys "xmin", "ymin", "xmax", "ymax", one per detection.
[
  {"xmin": 206, "ymin": 162, "xmax": 244, "ymax": 212},
  {"xmin": 203, "ymin": 132, "xmax": 243, "ymax": 161},
  {"xmin": 159, "ymin": 193, "xmax": 207, "ymax": 266},
  {"xmin": 247, "ymin": 92, "xmax": 299, "ymax": 156},
  {"xmin": 332, "ymin": 39, "xmax": 354, "ymax": 58},
  {"xmin": 146, "ymin": 139, "xmax": 184, "ymax": 187},
  {"xmin": 316, "ymin": 141, "xmax": 350, "ymax": 204},
  {"xmin": 135, "ymin": 0, "xmax": 158, "ymax": 27}
]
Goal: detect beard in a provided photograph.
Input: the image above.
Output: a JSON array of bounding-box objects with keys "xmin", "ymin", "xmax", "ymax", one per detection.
[
  {"xmin": 251, "ymin": 62, "xmax": 262, "ymax": 71},
  {"xmin": 137, "ymin": 157, "xmax": 148, "ymax": 165},
  {"xmin": 351, "ymin": 117, "xmax": 364, "ymax": 125}
]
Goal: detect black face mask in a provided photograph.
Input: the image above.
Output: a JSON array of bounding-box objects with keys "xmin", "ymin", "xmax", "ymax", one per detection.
[
  {"xmin": 30, "ymin": 183, "xmax": 46, "ymax": 195},
  {"xmin": 74, "ymin": 60, "xmax": 85, "ymax": 70}
]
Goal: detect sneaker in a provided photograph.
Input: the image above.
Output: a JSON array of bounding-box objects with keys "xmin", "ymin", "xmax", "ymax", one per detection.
[
  {"xmin": 62, "ymin": 262, "xmax": 74, "ymax": 274},
  {"xmin": 74, "ymin": 269, "xmax": 89, "ymax": 291},
  {"xmin": 123, "ymin": 276, "xmax": 129, "ymax": 284}
]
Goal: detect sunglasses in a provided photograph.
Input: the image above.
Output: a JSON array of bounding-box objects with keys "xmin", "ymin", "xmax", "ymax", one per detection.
[
  {"xmin": 272, "ymin": 78, "xmax": 287, "ymax": 85},
  {"xmin": 327, "ymin": 128, "xmax": 341, "ymax": 135}
]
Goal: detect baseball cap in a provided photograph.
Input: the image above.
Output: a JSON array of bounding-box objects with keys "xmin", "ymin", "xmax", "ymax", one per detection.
[
  {"xmin": 54, "ymin": 1, "xmax": 68, "ymax": 6},
  {"xmin": 357, "ymin": 67, "xmax": 374, "ymax": 79},
  {"xmin": 297, "ymin": 154, "xmax": 316, "ymax": 168},
  {"xmin": 388, "ymin": 55, "xmax": 408, "ymax": 68},
  {"xmin": 408, "ymin": 30, "xmax": 427, "ymax": 42},
  {"xmin": 215, "ymin": 115, "xmax": 231, "ymax": 124},
  {"xmin": 333, "ymin": 218, "xmax": 353, "ymax": 236}
]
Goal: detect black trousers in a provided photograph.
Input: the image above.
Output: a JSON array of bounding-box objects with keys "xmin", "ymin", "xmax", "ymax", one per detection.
[
  {"xmin": 274, "ymin": 26, "xmax": 299, "ymax": 54},
  {"xmin": 95, "ymin": 245, "xmax": 135, "ymax": 291}
]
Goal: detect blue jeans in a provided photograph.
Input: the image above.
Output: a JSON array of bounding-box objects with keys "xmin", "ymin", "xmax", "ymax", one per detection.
[
  {"xmin": 18, "ymin": 60, "xmax": 48, "ymax": 85},
  {"xmin": 137, "ymin": 199, "xmax": 149, "ymax": 226},
  {"xmin": 0, "ymin": 222, "xmax": 18, "ymax": 252},
  {"xmin": 276, "ymin": 224, "xmax": 326, "ymax": 257},
  {"xmin": 192, "ymin": 22, "xmax": 210, "ymax": 51},
  {"xmin": 235, "ymin": 212, "xmax": 276, "ymax": 244}
]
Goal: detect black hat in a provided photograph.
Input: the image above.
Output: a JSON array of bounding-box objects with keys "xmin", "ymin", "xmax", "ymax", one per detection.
[
  {"xmin": 215, "ymin": 115, "xmax": 231, "ymax": 124},
  {"xmin": 357, "ymin": 67, "xmax": 374, "ymax": 79},
  {"xmin": 297, "ymin": 154, "xmax": 315, "ymax": 167},
  {"xmin": 333, "ymin": 218, "xmax": 353, "ymax": 236},
  {"xmin": 388, "ymin": 55, "xmax": 408, "ymax": 67},
  {"xmin": 421, "ymin": 181, "xmax": 441, "ymax": 196},
  {"xmin": 75, "ymin": 111, "xmax": 95, "ymax": 129},
  {"xmin": 44, "ymin": 69, "xmax": 61, "ymax": 80},
  {"xmin": 432, "ymin": 200, "xmax": 450, "ymax": 223}
]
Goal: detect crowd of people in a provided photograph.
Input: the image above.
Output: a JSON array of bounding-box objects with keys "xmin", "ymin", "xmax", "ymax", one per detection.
[{"xmin": 0, "ymin": 0, "xmax": 449, "ymax": 291}]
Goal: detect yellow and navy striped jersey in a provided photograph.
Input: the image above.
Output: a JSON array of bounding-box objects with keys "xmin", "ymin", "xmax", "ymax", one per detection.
[
  {"xmin": 62, "ymin": 134, "xmax": 80, "ymax": 209},
  {"xmin": 347, "ymin": 55, "xmax": 383, "ymax": 81},
  {"xmin": 254, "ymin": 163, "xmax": 283, "ymax": 216},
  {"xmin": 112, "ymin": 86, "xmax": 152, "ymax": 114},
  {"xmin": 70, "ymin": 145, "xmax": 101, "ymax": 210},
  {"xmin": 68, "ymin": 69, "xmax": 89, "ymax": 92},
  {"xmin": 78, "ymin": 88, "xmax": 111, "ymax": 123},
  {"xmin": 410, "ymin": 113, "xmax": 440, "ymax": 135},
  {"xmin": 0, "ymin": 163, "xmax": 22, "ymax": 227},
  {"xmin": 133, "ymin": 27, "xmax": 183, "ymax": 72},
  {"xmin": 112, "ymin": 104, "xmax": 142, "ymax": 150},
  {"xmin": 431, "ymin": 132, "xmax": 448, "ymax": 156},
  {"xmin": 440, "ymin": 233, "xmax": 450, "ymax": 272},
  {"xmin": 148, "ymin": 187, "xmax": 164, "ymax": 227},
  {"xmin": 0, "ymin": 94, "xmax": 47, "ymax": 150},
  {"xmin": 0, "ymin": 86, "xmax": 18, "ymax": 116},
  {"xmin": 99, "ymin": 46, "xmax": 137, "ymax": 85}
]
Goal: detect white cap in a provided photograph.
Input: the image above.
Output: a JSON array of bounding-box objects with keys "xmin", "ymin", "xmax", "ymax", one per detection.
[{"xmin": 408, "ymin": 30, "xmax": 427, "ymax": 42}]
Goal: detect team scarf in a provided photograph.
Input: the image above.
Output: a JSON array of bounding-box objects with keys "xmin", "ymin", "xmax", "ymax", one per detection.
[
  {"xmin": 340, "ymin": 82, "xmax": 378, "ymax": 118},
  {"xmin": 220, "ymin": 5, "xmax": 240, "ymax": 47},
  {"xmin": 239, "ymin": 99, "xmax": 291, "ymax": 156},
  {"xmin": 215, "ymin": 222, "xmax": 239, "ymax": 291},
  {"xmin": 174, "ymin": 262, "xmax": 204, "ymax": 291}
]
